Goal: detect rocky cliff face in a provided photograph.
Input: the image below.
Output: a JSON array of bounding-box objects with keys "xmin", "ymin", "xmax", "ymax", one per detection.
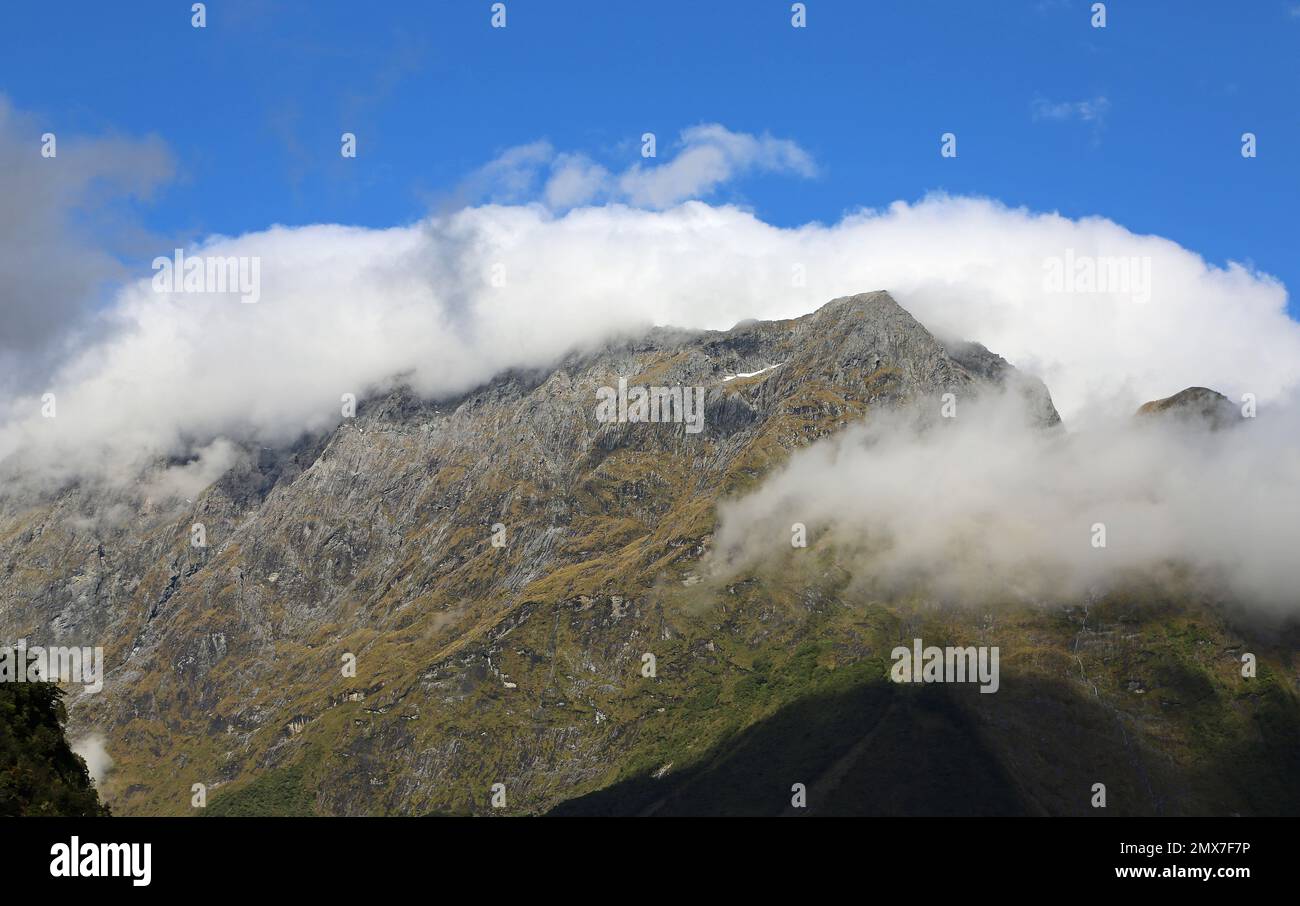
[{"xmin": 1, "ymin": 291, "xmax": 1295, "ymax": 816}]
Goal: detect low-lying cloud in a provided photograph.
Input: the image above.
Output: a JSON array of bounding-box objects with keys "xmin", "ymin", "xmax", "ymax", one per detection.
[
  {"xmin": 711, "ymin": 389, "xmax": 1300, "ymax": 613},
  {"xmin": 71, "ymin": 732, "xmax": 113, "ymax": 787}
]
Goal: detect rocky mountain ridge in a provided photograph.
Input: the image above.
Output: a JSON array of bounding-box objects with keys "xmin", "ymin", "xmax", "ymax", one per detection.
[{"xmin": 1, "ymin": 291, "xmax": 1295, "ymax": 816}]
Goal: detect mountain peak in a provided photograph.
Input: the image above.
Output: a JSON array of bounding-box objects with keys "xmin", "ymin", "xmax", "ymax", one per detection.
[
  {"xmin": 817, "ymin": 289, "xmax": 903, "ymax": 310},
  {"xmin": 1136, "ymin": 386, "xmax": 1240, "ymax": 430}
]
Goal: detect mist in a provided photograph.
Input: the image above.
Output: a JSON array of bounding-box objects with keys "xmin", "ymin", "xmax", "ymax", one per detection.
[
  {"xmin": 711, "ymin": 387, "xmax": 1300, "ymax": 614},
  {"xmin": 70, "ymin": 732, "xmax": 113, "ymax": 787}
]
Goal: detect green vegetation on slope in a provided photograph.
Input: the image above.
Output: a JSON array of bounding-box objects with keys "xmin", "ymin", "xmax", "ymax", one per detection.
[
  {"xmin": 0, "ymin": 682, "xmax": 110, "ymax": 816},
  {"xmin": 204, "ymin": 762, "xmax": 316, "ymax": 816}
]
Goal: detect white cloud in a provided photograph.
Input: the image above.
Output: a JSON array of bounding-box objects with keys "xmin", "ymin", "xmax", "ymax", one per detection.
[
  {"xmin": 461, "ymin": 139, "xmax": 555, "ymax": 203},
  {"xmin": 71, "ymin": 732, "xmax": 113, "ymax": 786},
  {"xmin": 1, "ymin": 191, "xmax": 1298, "ymax": 510},
  {"xmin": 141, "ymin": 438, "xmax": 246, "ymax": 502},
  {"xmin": 614, "ymin": 124, "xmax": 817, "ymax": 208},
  {"xmin": 543, "ymin": 153, "xmax": 611, "ymax": 209},
  {"xmin": 712, "ymin": 388, "xmax": 1300, "ymax": 613},
  {"xmin": 1032, "ymin": 94, "xmax": 1111, "ymax": 125},
  {"xmin": 468, "ymin": 124, "xmax": 817, "ymax": 211}
]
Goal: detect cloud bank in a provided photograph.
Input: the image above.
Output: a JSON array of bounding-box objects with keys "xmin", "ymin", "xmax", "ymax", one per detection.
[
  {"xmin": 711, "ymin": 389, "xmax": 1300, "ymax": 613},
  {"xmin": 2, "ymin": 120, "xmax": 1299, "ymax": 535},
  {"xmin": 3, "ymin": 194, "xmax": 1299, "ymax": 494}
]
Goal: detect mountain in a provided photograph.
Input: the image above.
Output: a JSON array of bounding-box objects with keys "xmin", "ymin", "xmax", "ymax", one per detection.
[
  {"xmin": 1136, "ymin": 386, "xmax": 1241, "ymax": 430},
  {"xmin": 0, "ymin": 291, "xmax": 1295, "ymax": 816}
]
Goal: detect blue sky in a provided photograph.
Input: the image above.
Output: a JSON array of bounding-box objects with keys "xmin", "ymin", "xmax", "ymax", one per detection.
[{"xmin": 2, "ymin": 0, "xmax": 1298, "ymax": 313}]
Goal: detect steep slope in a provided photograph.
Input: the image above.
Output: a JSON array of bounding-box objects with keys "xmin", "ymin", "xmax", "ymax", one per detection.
[{"xmin": 0, "ymin": 291, "xmax": 1295, "ymax": 816}]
